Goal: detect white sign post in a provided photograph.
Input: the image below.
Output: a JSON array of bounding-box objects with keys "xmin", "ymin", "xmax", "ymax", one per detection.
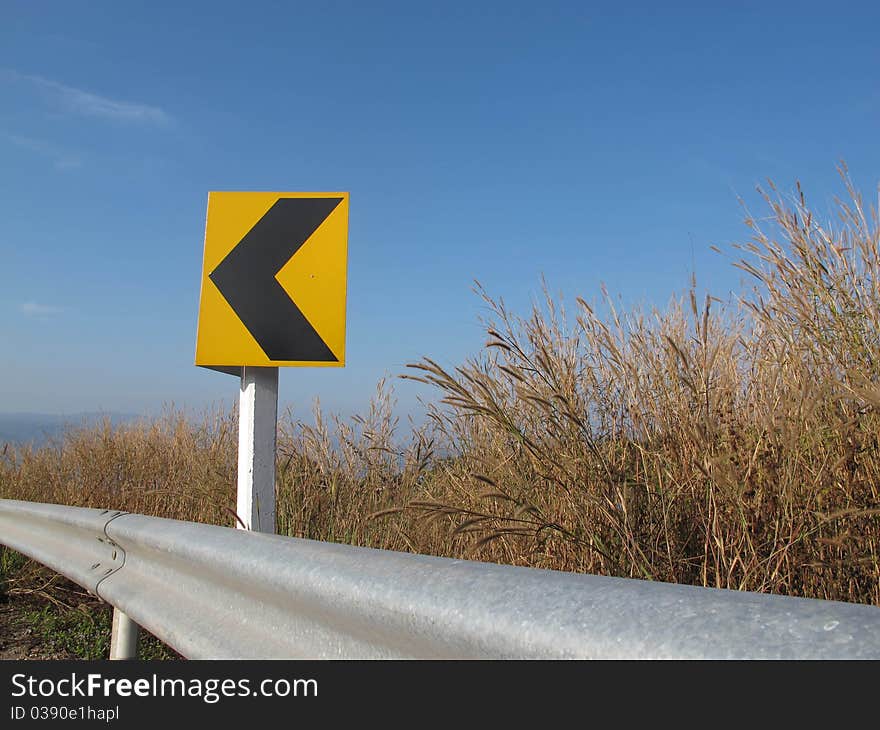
[{"xmin": 237, "ymin": 366, "xmax": 278, "ymax": 533}]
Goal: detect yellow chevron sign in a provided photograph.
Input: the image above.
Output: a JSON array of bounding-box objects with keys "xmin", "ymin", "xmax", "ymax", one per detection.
[{"xmin": 195, "ymin": 192, "xmax": 349, "ymax": 371}]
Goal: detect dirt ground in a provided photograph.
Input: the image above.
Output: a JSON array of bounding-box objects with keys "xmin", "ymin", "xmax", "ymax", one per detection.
[{"xmin": 0, "ymin": 596, "xmax": 75, "ymax": 660}]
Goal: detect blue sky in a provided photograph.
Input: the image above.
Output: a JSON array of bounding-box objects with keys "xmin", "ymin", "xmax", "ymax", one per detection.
[{"xmin": 2, "ymin": 1, "xmax": 878, "ymax": 421}]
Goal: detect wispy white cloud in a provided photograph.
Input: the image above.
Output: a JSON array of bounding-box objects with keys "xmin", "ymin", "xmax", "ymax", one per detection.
[
  {"xmin": 1, "ymin": 69, "xmax": 171, "ymax": 126},
  {"xmin": 21, "ymin": 302, "xmax": 65, "ymax": 318},
  {"xmin": 53, "ymin": 156, "xmax": 83, "ymax": 171},
  {"xmin": 5, "ymin": 133, "xmax": 82, "ymax": 170}
]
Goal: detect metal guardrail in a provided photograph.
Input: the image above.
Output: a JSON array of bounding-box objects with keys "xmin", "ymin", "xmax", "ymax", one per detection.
[{"xmin": 2, "ymin": 498, "xmax": 880, "ymax": 659}]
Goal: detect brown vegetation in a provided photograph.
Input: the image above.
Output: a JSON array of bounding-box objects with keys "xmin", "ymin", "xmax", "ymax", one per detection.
[{"xmin": 2, "ymin": 167, "xmax": 879, "ymax": 606}]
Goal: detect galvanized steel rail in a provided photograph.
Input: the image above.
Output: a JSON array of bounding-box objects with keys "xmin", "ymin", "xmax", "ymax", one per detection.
[{"xmin": 1, "ymin": 497, "xmax": 879, "ymax": 659}]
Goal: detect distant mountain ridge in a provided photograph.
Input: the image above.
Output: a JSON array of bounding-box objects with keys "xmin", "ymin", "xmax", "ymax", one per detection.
[{"xmin": 0, "ymin": 412, "xmax": 139, "ymax": 447}]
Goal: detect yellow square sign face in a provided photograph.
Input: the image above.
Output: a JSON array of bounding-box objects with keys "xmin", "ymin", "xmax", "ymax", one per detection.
[{"xmin": 195, "ymin": 192, "xmax": 349, "ymax": 370}]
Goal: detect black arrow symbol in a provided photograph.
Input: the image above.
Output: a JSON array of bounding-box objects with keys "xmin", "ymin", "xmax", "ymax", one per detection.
[{"xmin": 209, "ymin": 197, "xmax": 343, "ymax": 362}]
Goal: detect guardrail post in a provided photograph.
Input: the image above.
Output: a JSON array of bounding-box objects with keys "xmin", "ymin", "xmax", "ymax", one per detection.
[{"xmin": 110, "ymin": 608, "xmax": 140, "ymax": 660}]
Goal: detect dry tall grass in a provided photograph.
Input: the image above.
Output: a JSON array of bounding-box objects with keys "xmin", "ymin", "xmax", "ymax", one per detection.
[{"xmin": 2, "ymin": 166, "xmax": 878, "ymax": 605}]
